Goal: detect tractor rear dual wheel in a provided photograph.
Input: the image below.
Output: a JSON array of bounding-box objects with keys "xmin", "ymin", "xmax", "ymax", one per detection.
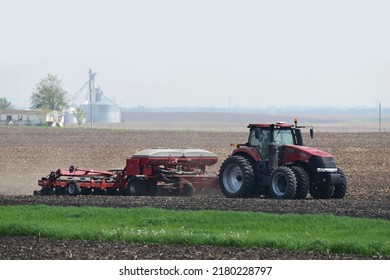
[{"xmin": 218, "ymin": 156, "xmax": 255, "ymax": 198}]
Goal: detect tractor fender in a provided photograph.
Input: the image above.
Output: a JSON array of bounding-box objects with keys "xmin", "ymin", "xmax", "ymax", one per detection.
[{"xmin": 232, "ymin": 147, "xmax": 261, "ymax": 162}]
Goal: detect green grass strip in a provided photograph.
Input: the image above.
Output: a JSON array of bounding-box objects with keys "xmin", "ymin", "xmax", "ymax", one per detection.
[{"xmin": 0, "ymin": 205, "xmax": 389, "ymax": 257}]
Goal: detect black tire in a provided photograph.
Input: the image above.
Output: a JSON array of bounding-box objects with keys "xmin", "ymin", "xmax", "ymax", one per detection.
[
  {"xmin": 291, "ymin": 166, "xmax": 310, "ymax": 199},
  {"xmin": 242, "ymin": 155, "xmax": 262, "ymax": 198},
  {"xmin": 55, "ymin": 187, "xmax": 66, "ymax": 195},
  {"xmin": 218, "ymin": 156, "xmax": 255, "ymax": 198},
  {"xmin": 106, "ymin": 188, "xmax": 118, "ymax": 196},
  {"xmin": 309, "ymin": 183, "xmax": 334, "ymax": 199},
  {"xmin": 66, "ymin": 181, "xmax": 81, "ymax": 196},
  {"xmin": 162, "ymin": 188, "xmax": 181, "ymax": 197},
  {"xmin": 125, "ymin": 177, "xmax": 146, "ymax": 196},
  {"xmin": 332, "ymin": 169, "xmax": 347, "ymax": 198},
  {"xmin": 81, "ymin": 187, "xmax": 92, "ymax": 195},
  {"xmin": 41, "ymin": 187, "xmax": 53, "ymax": 195},
  {"xmin": 269, "ymin": 166, "xmax": 297, "ymax": 199},
  {"xmin": 146, "ymin": 182, "xmax": 159, "ymax": 196},
  {"xmin": 93, "ymin": 188, "xmax": 106, "ymax": 195},
  {"xmin": 182, "ymin": 182, "xmax": 195, "ymax": 197}
]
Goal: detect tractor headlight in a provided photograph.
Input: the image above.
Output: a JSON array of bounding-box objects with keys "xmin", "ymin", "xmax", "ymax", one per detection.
[{"xmin": 316, "ymin": 168, "xmax": 338, "ymax": 173}]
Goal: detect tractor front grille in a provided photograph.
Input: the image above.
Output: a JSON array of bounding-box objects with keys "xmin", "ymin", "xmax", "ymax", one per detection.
[{"xmin": 309, "ymin": 155, "xmax": 337, "ymax": 169}]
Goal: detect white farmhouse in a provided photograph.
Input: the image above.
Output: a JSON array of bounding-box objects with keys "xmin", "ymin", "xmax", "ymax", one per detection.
[{"xmin": 0, "ymin": 110, "xmax": 64, "ymax": 126}]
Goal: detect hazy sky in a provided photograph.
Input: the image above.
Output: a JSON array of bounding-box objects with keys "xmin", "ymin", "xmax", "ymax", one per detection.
[{"xmin": 1, "ymin": 0, "xmax": 389, "ymax": 109}]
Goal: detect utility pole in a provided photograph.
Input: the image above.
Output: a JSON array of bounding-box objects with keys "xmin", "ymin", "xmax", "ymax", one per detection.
[
  {"xmin": 379, "ymin": 101, "xmax": 382, "ymax": 133},
  {"xmin": 88, "ymin": 69, "xmax": 93, "ymax": 129}
]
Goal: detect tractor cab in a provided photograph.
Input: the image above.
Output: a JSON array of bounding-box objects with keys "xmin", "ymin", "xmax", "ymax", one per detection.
[
  {"xmin": 248, "ymin": 123, "xmax": 294, "ymax": 160},
  {"xmin": 247, "ymin": 120, "xmax": 313, "ymax": 161}
]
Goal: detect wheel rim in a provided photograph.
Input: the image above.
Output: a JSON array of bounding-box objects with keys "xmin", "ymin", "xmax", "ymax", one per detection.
[
  {"xmin": 222, "ymin": 163, "xmax": 243, "ymax": 193},
  {"xmin": 129, "ymin": 185, "xmax": 137, "ymax": 194},
  {"xmin": 68, "ymin": 184, "xmax": 75, "ymax": 194},
  {"xmin": 272, "ymin": 172, "xmax": 288, "ymax": 196},
  {"xmin": 126, "ymin": 178, "xmax": 146, "ymax": 196}
]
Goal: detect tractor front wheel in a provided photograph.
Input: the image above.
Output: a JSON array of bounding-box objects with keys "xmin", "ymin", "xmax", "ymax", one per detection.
[
  {"xmin": 309, "ymin": 184, "xmax": 334, "ymax": 199},
  {"xmin": 269, "ymin": 166, "xmax": 297, "ymax": 199},
  {"xmin": 332, "ymin": 169, "xmax": 347, "ymax": 198},
  {"xmin": 218, "ymin": 156, "xmax": 255, "ymax": 198}
]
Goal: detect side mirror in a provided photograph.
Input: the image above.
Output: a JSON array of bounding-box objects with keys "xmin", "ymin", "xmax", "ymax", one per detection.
[
  {"xmin": 254, "ymin": 128, "xmax": 260, "ymax": 139},
  {"xmin": 310, "ymin": 128, "xmax": 314, "ymax": 139}
]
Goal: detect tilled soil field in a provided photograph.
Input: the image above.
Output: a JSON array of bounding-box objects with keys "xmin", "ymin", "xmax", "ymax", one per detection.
[{"xmin": 0, "ymin": 126, "xmax": 389, "ymax": 260}]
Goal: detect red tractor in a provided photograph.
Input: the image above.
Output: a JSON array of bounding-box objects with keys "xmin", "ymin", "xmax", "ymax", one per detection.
[{"xmin": 218, "ymin": 120, "xmax": 347, "ymax": 199}]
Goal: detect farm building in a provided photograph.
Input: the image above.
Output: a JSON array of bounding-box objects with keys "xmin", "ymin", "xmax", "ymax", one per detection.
[
  {"xmin": 0, "ymin": 110, "xmax": 64, "ymax": 126},
  {"xmin": 79, "ymin": 88, "xmax": 121, "ymax": 124},
  {"xmin": 67, "ymin": 70, "xmax": 121, "ymax": 125}
]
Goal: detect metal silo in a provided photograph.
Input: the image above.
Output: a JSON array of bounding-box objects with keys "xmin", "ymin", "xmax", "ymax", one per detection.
[
  {"xmin": 77, "ymin": 70, "xmax": 121, "ymax": 124},
  {"xmin": 93, "ymin": 89, "xmax": 121, "ymax": 123},
  {"xmin": 64, "ymin": 107, "xmax": 77, "ymax": 124}
]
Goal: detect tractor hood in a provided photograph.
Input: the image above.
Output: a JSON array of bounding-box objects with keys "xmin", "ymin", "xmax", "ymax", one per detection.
[{"xmin": 281, "ymin": 144, "xmax": 334, "ymax": 164}]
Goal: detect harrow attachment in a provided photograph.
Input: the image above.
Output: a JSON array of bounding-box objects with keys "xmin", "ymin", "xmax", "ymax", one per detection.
[{"xmin": 34, "ymin": 148, "xmax": 219, "ymax": 197}]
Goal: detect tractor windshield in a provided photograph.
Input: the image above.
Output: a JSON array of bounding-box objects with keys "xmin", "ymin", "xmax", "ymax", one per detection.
[
  {"xmin": 274, "ymin": 129, "xmax": 294, "ymax": 147},
  {"xmin": 249, "ymin": 127, "xmax": 295, "ymax": 160}
]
